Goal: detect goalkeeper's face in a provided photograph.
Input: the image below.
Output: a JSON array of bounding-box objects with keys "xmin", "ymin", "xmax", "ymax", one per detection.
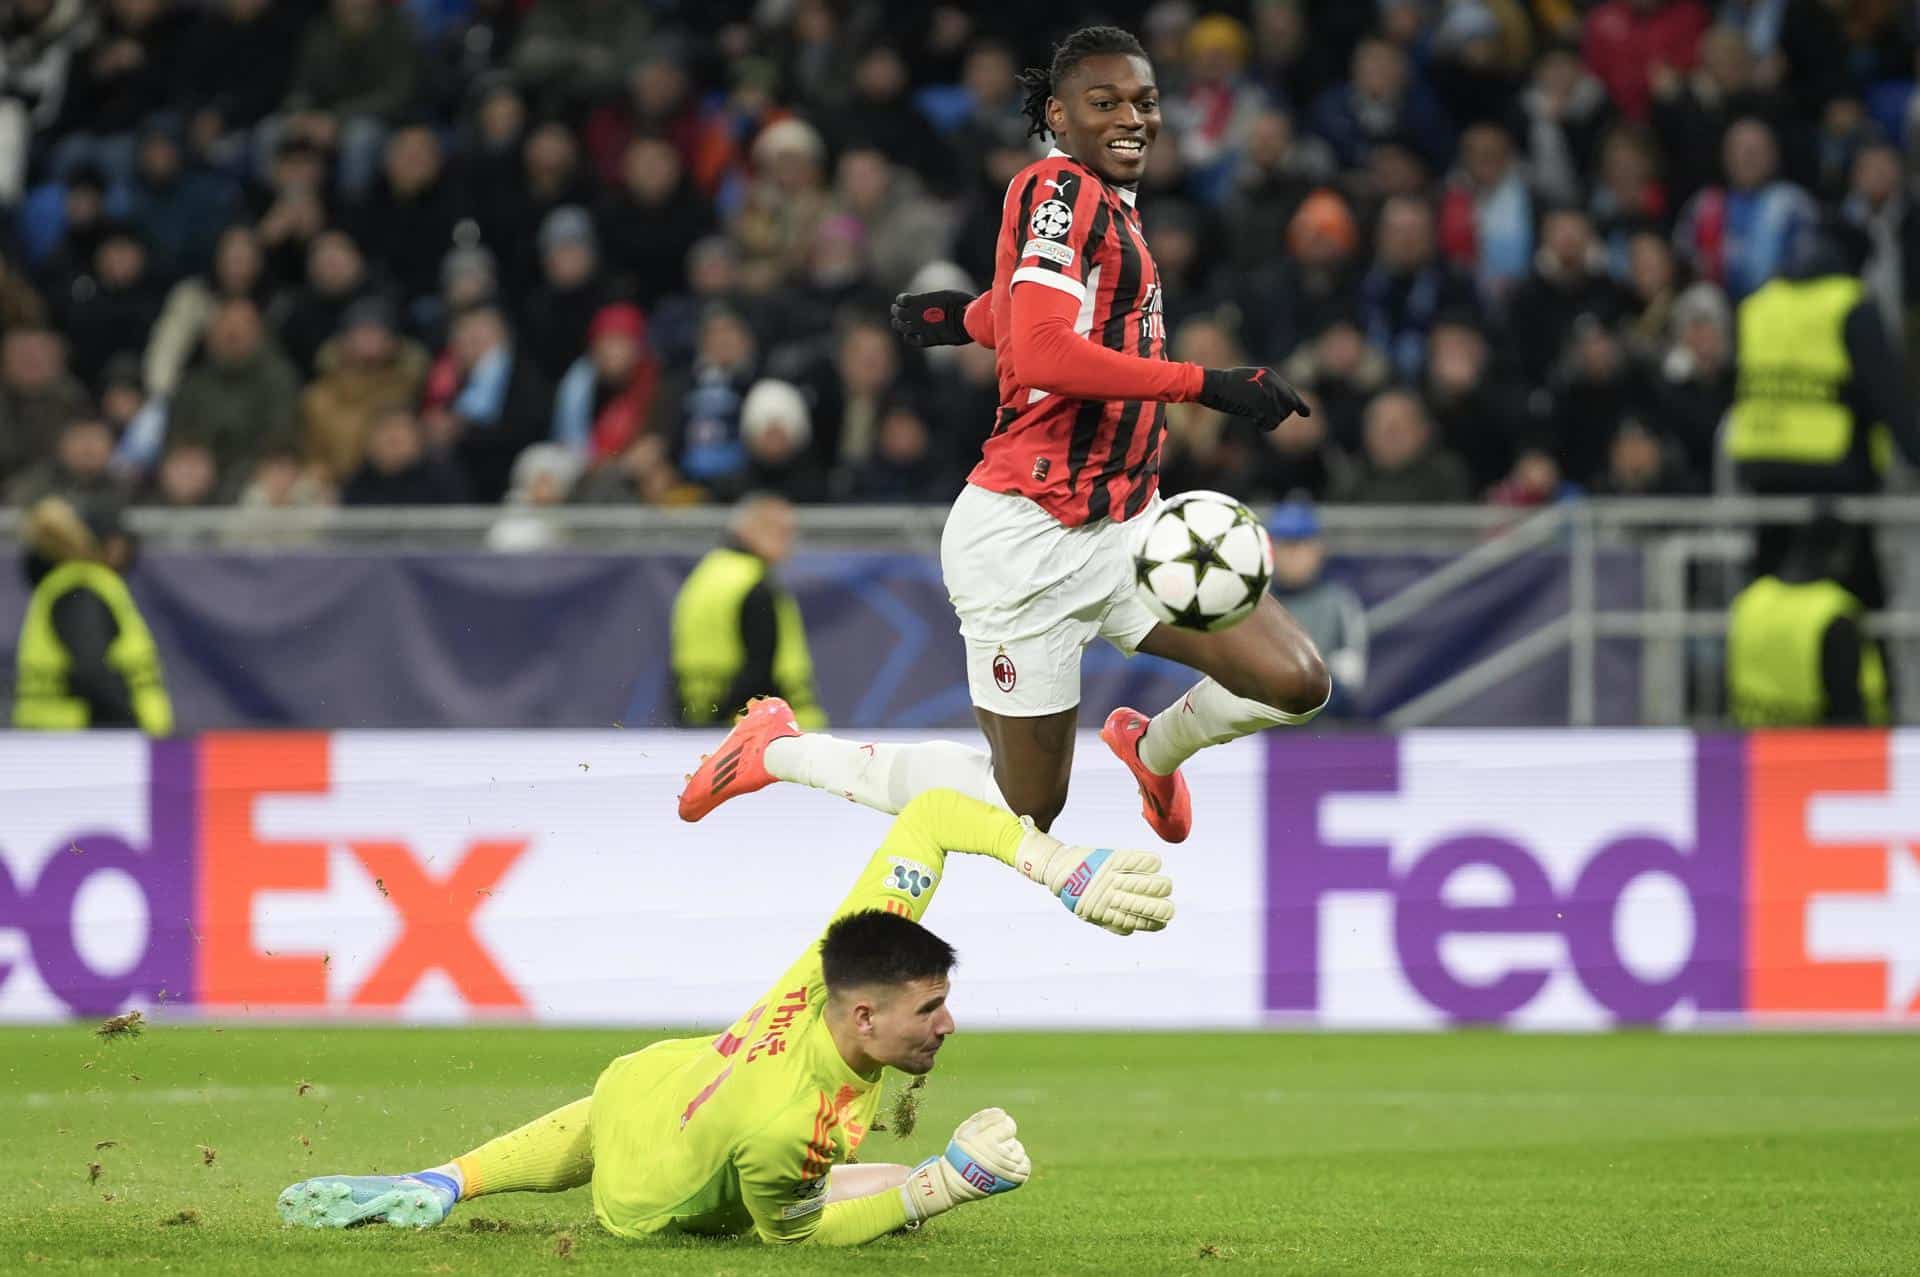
[{"xmin": 859, "ymin": 976, "xmax": 954, "ymax": 1076}]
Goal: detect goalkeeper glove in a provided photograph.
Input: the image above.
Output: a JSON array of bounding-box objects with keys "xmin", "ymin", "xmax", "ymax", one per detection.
[
  {"xmin": 1015, "ymin": 821, "xmax": 1174, "ymax": 935},
  {"xmin": 900, "ymin": 1107, "xmax": 1030, "ymax": 1224},
  {"xmin": 890, "ymin": 290, "xmax": 977, "ymax": 348},
  {"xmin": 1196, "ymin": 366, "xmax": 1310, "ymax": 428}
]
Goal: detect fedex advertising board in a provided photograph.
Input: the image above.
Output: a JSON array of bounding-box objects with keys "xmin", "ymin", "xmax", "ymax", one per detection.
[
  {"xmin": 0, "ymin": 731, "xmax": 1263, "ymax": 1027},
  {"xmin": 1268, "ymin": 731, "xmax": 1919, "ymax": 1026},
  {"xmin": 2, "ymin": 730, "xmax": 1914, "ymax": 1028}
]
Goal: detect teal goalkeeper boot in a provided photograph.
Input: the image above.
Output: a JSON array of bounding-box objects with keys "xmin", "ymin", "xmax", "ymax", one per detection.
[{"xmin": 277, "ymin": 1173, "xmax": 457, "ymax": 1229}]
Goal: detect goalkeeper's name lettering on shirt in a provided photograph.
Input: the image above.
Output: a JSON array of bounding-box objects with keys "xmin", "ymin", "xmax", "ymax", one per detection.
[{"xmin": 745, "ymin": 986, "xmax": 810, "ymax": 1064}]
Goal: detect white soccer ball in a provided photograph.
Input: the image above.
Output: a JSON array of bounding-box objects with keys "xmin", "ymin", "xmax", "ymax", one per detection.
[{"xmin": 1131, "ymin": 490, "xmax": 1272, "ymax": 632}]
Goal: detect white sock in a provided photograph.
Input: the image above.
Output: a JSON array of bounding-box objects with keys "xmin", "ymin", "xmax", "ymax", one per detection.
[
  {"xmin": 763, "ymin": 735, "xmax": 1008, "ymax": 816},
  {"xmin": 1137, "ymin": 677, "xmax": 1317, "ymax": 776}
]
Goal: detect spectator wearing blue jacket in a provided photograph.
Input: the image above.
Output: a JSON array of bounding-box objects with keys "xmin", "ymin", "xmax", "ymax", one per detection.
[
  {"xmin": 1358, "ymin": 194, "xmax": 1480, "ymax": 380},
  {"xmin": 118, "ymin": 122, "xmax": 240, "ymax": 284},
  {"xmin": 1310, "ymin": 36, "xmax": 1453, "ymax": 172},
  {"xmin": 664, "ymin": 304, "xmax": 759, "ymax": 492},
  {"xmin": 1673, "ymin": 116, "xmax": 1814, "ymax": 301}
]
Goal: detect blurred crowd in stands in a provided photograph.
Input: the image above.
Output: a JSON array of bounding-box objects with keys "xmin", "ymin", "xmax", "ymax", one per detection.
[{"xmin": 0, "ymin": 0, "xmax": 1913, "ymax": 524}]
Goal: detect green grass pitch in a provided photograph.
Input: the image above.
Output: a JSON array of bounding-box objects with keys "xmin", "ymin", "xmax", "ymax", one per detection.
[{"xmin": 4, "ymin": 1025, "xmax": 1916, "ymax": 1274}]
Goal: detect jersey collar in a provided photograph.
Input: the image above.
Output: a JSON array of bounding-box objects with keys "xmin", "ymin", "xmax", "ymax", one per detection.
[{"xmin": 1047, "ymin": 146, "xmax": 1137, "ymax": 206}]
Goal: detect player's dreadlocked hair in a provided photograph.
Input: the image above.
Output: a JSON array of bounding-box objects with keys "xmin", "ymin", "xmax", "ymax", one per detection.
[{"xmin": 1018, "ymin": 25, "xmax": 1150, "ymax": 140}]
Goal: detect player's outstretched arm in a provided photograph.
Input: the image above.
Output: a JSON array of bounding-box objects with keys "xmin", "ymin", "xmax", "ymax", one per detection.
[
  {"xmin": 730, "ymin": 787, "xmax": 1173, "ymax": 1067},
  {"xmin": 1009, "ymin": 283, "xmax": 1307, "ymax": 428},
  {"xmin": 758, "ymin": 1108, "xmax": 1030, "ymax": 1246},
  {"xmin": 885, "ymin": 789, "xmax": 1175, "ymax": 936}
]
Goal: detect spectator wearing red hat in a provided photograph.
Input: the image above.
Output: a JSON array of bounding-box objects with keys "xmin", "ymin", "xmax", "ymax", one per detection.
[{"xmin": 552, "ymin": 303, "xmax": 661, "ymax": 465}]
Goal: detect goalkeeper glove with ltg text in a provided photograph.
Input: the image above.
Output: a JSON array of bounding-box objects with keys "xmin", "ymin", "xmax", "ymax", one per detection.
[
  {"xmin": 1014, "ymin": 821, "xmax": 1175, "ymax": 935},
  {"xmin": 900, "ymin": 1107, "xmax": 1030, "ymax": 1223}
]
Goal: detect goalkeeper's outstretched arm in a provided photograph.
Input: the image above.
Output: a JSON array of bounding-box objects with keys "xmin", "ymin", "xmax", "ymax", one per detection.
[
  {"xmin": 728, "ymin": 785, "xmax": 1171, "ymax": 1076},
  {"xmin": 742, "ymin": 1108, "xmax": 1032, "ymax": 1246},
  {"xmin": 880, "ymin": 788, "xmax": 1176, "ymax": 936}
]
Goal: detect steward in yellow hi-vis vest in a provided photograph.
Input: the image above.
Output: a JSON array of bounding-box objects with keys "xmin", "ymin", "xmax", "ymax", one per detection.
[
  {"xmin": 11, "ymin": 498, "xmax": 172, "ymax": 735},
  {"xmin": 1728, "ymin": 577, "xmax": 1888, "ymax": 726},
  {"xmin": 1728, "ymin": 274, "xmax": 1867, "ymax": 470},
  {"xmin": 672, "ymin": 494, "xmax": 826, "ymax": 728},
  {"xmin": 1726, "ymin": 515, "xmax": 1890, "ymax": 727},
  {"xmin": 1728, "ymin": 219, "xmax": 1920, "ymax": 609}
]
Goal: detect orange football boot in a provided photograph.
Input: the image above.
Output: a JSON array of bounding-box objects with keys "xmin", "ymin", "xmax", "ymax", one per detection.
[
  {"xmin": 677, "ymin": 696, "xmax": 802, "ymax": 822},
  {"xmin": 1099, "ymin": 706, "xmax": 1192, "ymax": 843}
]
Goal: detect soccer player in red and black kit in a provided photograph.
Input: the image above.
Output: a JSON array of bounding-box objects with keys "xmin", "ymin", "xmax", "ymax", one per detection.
[{"xmin": 680, "ymin": 26, "xmax": 1328, "ymax": 850}]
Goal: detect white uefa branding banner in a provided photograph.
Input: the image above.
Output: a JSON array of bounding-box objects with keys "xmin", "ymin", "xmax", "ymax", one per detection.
[{"xmin": 0, "ymin": 731, "xmax": 1268, "ymax": 1028}]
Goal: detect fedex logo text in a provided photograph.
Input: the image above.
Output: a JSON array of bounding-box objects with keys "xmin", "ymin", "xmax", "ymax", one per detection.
[
  {"xmin": 0, "ymin": 735, "xmax": 529, "ymax": 1017},
  {"xmin": 1266, "ymin": 735, "xmax": 1745, "ymax": 1026}
]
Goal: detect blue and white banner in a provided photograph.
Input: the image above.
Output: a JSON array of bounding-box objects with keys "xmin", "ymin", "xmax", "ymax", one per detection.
[{"xmin": 0, "ymin": 547, "xmax": 1640, "ymax": 730}]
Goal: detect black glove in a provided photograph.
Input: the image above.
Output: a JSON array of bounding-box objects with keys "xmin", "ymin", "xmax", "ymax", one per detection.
[
  {"xmin": 1196, "ymin": 366, "xmax": 1311, "ymax": 428},
  {"xmin": 891, "ymin": 290, "xmax": 977, "ymax": 348}
]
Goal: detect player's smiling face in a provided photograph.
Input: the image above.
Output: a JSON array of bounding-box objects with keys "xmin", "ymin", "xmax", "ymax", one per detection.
[
  {"xmin": 866, "ymin": 976, "xmax": 954, "ymax": 1076},
  {"xmin": 1049, "ymin": 53, "xmax": 1159, "ymax": 187}
]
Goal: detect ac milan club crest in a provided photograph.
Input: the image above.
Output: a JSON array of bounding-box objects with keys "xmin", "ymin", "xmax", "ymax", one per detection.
[{"xmin": 992, "ymin": 649, "xmax": 1017, "ymax": 693}]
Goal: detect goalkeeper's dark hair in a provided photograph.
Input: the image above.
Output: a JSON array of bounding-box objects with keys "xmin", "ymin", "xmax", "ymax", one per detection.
[
  {"xmin": 821, "ymin": 910, "xmax": 957, "ymax": 992},
  {"xmin": 1018, "ymin": 25, "xmax": 1150, "ymax": 140}
]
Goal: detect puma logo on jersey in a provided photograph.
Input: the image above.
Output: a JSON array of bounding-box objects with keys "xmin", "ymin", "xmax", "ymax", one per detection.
[{"xmin": 1042, "ymin": 178, "xmax": 1068, "ymax": 192}]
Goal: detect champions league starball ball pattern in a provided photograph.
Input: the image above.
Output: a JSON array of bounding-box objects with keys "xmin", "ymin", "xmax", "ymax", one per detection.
[{"xmin": 1131, "ymin": 491, "xmax": 1272, "ymax": 632}]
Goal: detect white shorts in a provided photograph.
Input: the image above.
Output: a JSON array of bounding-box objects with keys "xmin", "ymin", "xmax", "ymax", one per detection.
[{"xmin": 939, "ymin": 483, "xmax": 1163, "ymax": 717}]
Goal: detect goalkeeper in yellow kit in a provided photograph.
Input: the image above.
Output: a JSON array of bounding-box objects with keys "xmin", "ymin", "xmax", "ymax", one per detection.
[{"xmin": 277, "ymin": 703, "xmax": 1174, "ymax": 1247}]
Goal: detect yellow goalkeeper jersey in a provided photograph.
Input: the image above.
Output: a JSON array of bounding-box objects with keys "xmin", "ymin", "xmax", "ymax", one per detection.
[{"xmin": 588, "ymin": 788, "xmax": 1027, "ymax": 1244}]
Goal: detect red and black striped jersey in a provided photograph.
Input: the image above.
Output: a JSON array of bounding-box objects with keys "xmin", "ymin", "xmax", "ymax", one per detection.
[{"xmin": 970, "ymin": 150, "xmax": 1174, "ymax": 527}]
